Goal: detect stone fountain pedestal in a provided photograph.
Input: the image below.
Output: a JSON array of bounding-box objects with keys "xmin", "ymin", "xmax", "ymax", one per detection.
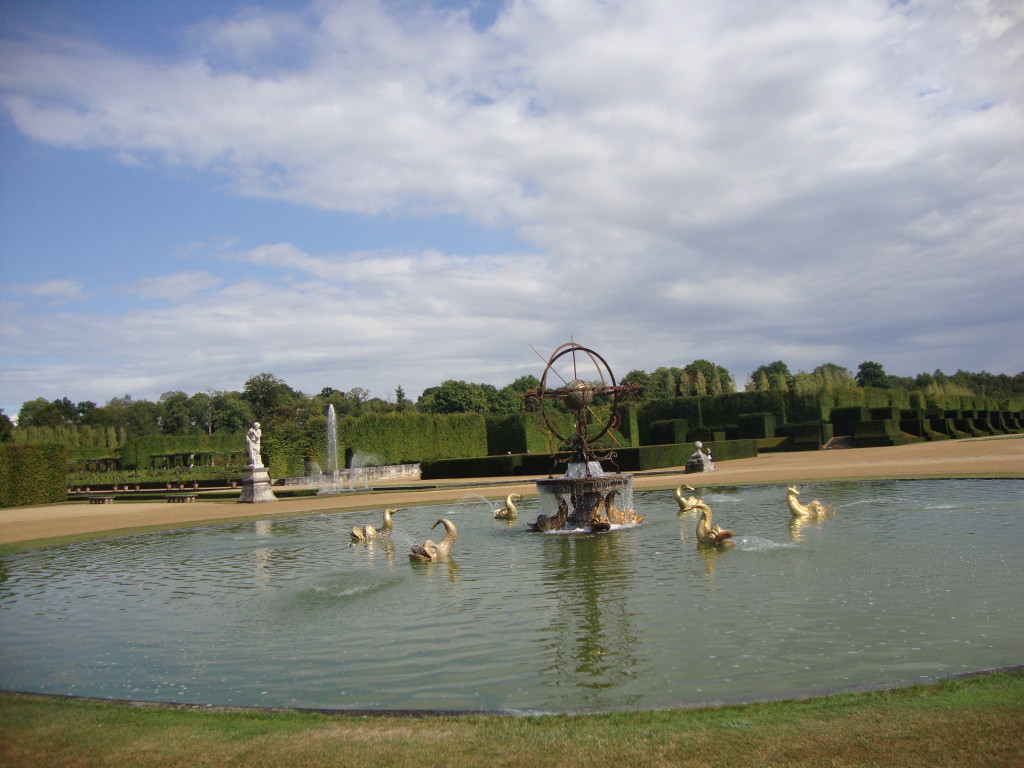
[{"xmin": 237, "ymin": 463, "xmax": 278, "ymax": 503}]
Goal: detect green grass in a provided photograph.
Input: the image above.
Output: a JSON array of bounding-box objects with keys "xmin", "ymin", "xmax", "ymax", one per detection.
[{"xmin": 2, "ymin": 670, "xmax": 1022, "ymax": 767}]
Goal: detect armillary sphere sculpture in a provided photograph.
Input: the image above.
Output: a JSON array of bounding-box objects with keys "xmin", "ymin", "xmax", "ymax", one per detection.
[
  {"xmin": 524, "ymin": 341, "xmax": 636, "ymax": 467},
  {"xmin": 524, "ymin": 342, "xmax": 640, "ymax": 531}
]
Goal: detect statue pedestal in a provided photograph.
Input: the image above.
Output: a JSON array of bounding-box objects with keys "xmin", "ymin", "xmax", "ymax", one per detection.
[
  {"xmin": 684, "ymin": 456, "xmax": 715, "ymax": 474},
  {"xmin": 237, "ymin": 464, "xmax": 278, "ymax": 503}
]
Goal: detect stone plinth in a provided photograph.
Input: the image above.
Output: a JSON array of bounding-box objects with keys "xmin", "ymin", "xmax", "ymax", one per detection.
[{"xmin": 237, "ymin": 464, "xmax": 278, "ymax": 503}]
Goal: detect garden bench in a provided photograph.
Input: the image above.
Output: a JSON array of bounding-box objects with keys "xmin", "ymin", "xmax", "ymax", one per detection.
[
  {"xmin": 166, "ymin": 494, "xmax": 197, "ymax": 503},
  {"xmin": 90, "ymin": 496, "xmax": 115, "ymax": 504}
]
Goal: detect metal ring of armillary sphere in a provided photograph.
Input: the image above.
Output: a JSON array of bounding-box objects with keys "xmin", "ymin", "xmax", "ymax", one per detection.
[{"xmin": 528, "ymin": 342, "xmax": 631, "ymax": 462}]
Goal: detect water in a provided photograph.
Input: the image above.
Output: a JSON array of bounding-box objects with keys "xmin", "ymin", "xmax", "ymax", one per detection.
[
  {"xmin": 348, "ymin": 451, "xmax": 382, "ymax": 490},
  {"xmin": 324, "ymin": 404, "xmax": 339, "ymax": 476},
  {"xmin": 0, "ymin": 479, "xmax": 1020, "ymax": 713}
]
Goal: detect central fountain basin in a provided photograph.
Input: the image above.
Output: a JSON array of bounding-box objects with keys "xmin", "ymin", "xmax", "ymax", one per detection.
[{"xmin": 0, "ymin": 478, "xmax": 1020, "ymax": 713}]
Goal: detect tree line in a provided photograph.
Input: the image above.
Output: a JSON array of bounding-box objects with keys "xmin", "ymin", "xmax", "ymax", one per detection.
[{"xmin": 3, "ymin": 361, "xmax": 1023, "ymax": 445}]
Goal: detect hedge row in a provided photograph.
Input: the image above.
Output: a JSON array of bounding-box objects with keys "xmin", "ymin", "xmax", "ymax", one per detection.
[
  {"xmin": 419, "ymin": 437, "xmax": 759, "ymax": 480},
  {"xmin": 11, "ymin": 425, "xmax": 126, "ymax": 449},
  {"xmin": 635, "ymin": 388, "xmax": 1017, "ymax": 443},
  {"xmin": 118, "ymin": 434, "xmax": 247, "ymax": 470},
  {"xmin": 0, "ymin": 443, "xmax": 67, "ymax": 508}
]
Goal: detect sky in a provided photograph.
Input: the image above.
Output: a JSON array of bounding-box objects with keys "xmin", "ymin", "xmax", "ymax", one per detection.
[{"xmin": 1, "ymin": 0, "xmax": 1022, "ymax": 418}]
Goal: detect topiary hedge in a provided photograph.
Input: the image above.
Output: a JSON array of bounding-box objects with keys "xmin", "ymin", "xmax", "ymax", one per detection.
[{"xmin": 0, "ymin": 443, "xmax": 67, "ymax": 507}]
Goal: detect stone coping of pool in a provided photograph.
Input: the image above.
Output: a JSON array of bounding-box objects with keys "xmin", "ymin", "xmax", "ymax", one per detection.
[{"xmin": 2, "ymin": 435, "xmax": 1022, "ymax": 546}]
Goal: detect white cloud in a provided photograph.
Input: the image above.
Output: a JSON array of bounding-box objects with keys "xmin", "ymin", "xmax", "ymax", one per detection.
[
  {"xmin": 127, "ymin": 271, "xmax": 223, "ymax": 300},
  {"xmin": 17, "ymin": 279, "xmax": 85, "ymax": 303}
]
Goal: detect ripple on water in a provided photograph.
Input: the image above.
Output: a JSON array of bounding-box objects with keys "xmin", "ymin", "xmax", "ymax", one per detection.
[{"xmin": 0, "ymin": 478, "xmax": 1020, "ymax": 711}]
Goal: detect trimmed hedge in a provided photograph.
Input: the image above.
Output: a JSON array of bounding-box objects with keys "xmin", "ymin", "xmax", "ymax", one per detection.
[
  {"xmin": 332, "ymin": 412, "xmax": 488, "ymax": 465},
  {"xmin": 737, "ymin": 412, "xmax": 776, "ymax": 440},
  {"xmin": 0, "ymin": 443, "xmax": 67, "ymax": 508},
  {"xmin": 419, "ymin": 438, "xmax": 758, "ymax": 479},
  {"xmin": 774, "ymin": 422, "xmax": 832, "ymax": 450},
  {"xmin": 649, "ymin": 419, "xmax": 688, "ymax": 445},
  {"xmin": 850, "ymin": 419, "xmax": 923, "ymax": 448},
  {"xmin": 119, "ymin": 434, "xmax": 247, "ymax": 470}
]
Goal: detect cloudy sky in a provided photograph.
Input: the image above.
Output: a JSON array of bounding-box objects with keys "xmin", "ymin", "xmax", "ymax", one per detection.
[{"xmin": 1, "ymin": 0, "xmax": 1022, "ymax": 416}]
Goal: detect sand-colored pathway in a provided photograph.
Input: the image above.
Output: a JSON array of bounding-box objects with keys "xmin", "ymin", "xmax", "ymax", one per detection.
[{"xmin": 2, "ymin": 436, "xmax": 1021, "ymax": 547}]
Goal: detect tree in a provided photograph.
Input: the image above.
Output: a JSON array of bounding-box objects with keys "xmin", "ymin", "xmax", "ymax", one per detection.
[
  {"xmin": 76, "ymin": 400, "xmax": 101, "ymax": 426},
  {"xmin": 17, "ymin": 398, "xmax": 63, "ymax": 428},
  {"xmin": 648, "ymin": 367, "xmax": 685, "ymax": 399},
  {"xmin": 418, "ymin": 380, "xmax": 489, "ymax": 414},
  {"xmin": 159, "ymin": 391, "xmax": 193, "ymax": 434},
  {"xmin": 188, "ymin": 392, "xmax": 215, "ymax": 435},
  {"xmin": 209, "ymin": 391, "xmax": 253, "ymax": 433},
  {"xmin": 394, "ymin": 386, "xmax": 411, "ymax": 411},
  {"xmin": 621, "ymin": 369, "xmax": 650, "ymax": 398},
  {"xmin": 103, "ymin": 395, "xmax": 161, "ymax": 437},
  {"xmin": 684, "ymin": 360, "xmax": 735, "ymax": 395},
  {"xmin": 497, "ymin": 374, "xmax": 542, "ymax": 413},
  {"xmin": 746, "ymin": 361, "xmax": 792, "ymax": 391},
  {"xmin": 856, "ymin": 361, "xmax": 890, "ymax": 389},
  {"xmin": 0, "ymin": 409, "xmax": 13, "ymax": 442},
  {"xmin": 242, "ymin": 373, "xmax": 299, "ymax": 423}
]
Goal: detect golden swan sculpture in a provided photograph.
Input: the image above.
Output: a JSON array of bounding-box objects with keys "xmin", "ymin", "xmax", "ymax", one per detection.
[
  {"xmin": 350, "ymin": 508, "xmax": 398, "ymax": 543},
  {"xmin": 588, "ymin": 498, "xmax": 611, "ymax": 532},
  {"xmin": 409, "ymin": 518, "xmax": 458, "ymax": 561},
  {"xmin": 493, "ymin": 493, "xmax": 521, "ymax": 520},
  {"xmin": 527, "ymin": 497, "xmax": 569, "ymax": 532},
  {"xmin": 786, "ymin": 486, "xmax": 833, "ymax": 518},
  {"xmin": 675, "ymin": 484, "xmax": 699, "ymax": 512},
  {"xmin": 603, "ymin": 489, "xmax": 645, "ymax": 526},
  {"xmin": 681, "ymin": 497, "xmax": 733, "ymax": 545}
]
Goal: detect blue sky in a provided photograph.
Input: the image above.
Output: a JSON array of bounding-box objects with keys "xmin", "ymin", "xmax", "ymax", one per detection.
[{"xmin": 1, "ymin": 0, "xmax": 1022, "ymax": 418}]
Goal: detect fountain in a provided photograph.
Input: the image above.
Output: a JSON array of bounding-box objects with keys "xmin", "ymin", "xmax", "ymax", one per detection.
[
  {"xmin": 314, "ymin": 404, "xmax": 348, "ymax": 495},
  {"xmin": 0, "ymin": 478, "xmax": 1020, "ymax": 712},
  {"xmin": 324, "ymin": 404, "xmax": 340, "ymax": 482},
  {"xmin": 525, "ymin": 342, "xmax": 639, "ymax": 531}
]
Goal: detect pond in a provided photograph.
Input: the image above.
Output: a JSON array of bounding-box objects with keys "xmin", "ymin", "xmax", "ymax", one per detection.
[{"xmin": 0, "ymin": 478, "xmax": 1020, "ymax": 713}]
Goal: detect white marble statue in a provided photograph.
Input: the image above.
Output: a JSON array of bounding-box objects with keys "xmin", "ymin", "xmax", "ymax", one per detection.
[{"xmin": 246, "ymin": 422, "xmax": 263, "ymax": 467}]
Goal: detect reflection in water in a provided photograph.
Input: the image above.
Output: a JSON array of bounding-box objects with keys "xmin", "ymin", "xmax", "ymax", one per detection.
[
  {"xmin": 694, "ymin": 542, "xmax": 727, "ymax": 579},
  {"xmin": 408, "ymin": 557, "xmax": 459, "ymax": 582},
  {"xmin": 537, "ymin": 531, "xmax": 641, "ymax": 703},
  {"xmin": 789, "ymin": 515, "xmax": 826, "ymax": 541}
]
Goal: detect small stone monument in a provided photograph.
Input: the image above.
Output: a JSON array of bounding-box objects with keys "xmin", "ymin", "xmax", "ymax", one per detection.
[
  {"xmin": 238, "ymin": 422, "xmax": 278, "ymax": 503},
  {"xmin": 684, "ymin": 440, "xmax": 715, "ymax": 474}
]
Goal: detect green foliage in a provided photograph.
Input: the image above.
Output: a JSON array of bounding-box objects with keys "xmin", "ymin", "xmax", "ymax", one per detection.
[
  {"xmin": 736, "ymin": 412, "xmax": 776, "ymax": 439},
  {"xmin": 856, "ymin": 361, "xmax": 891, "ymax": 388},
  {"xmin": 648, "ymin": 419, "xmax": 689, "ymax": 445},
  {"xmin": 0, "ymin": 410, "xmax": 12, "ymax": 443},
  {"xmin": 333, "ymin": 411, "xmax": 487, "ymax": 465},
  {"xmin": 10, "ymin": 424, "xmax": 126, "ymax": 450},
  {"xmin": 118, "ymin": 434, "xmax": 247, "ymax": 470},
  {"xmin": 242, "ymin": 372, "xmax": 299, "ymax": 423},
  {"xmin": 0, "ymin": 443, "xmax": 67, "ymax": 507},
  {"xmin": 485, "ymin": 414, "xmax": 531, "ymax": 455},
  {"xmin": 745, "ymin": 361, "xmax": 792, "ymax": 391}
]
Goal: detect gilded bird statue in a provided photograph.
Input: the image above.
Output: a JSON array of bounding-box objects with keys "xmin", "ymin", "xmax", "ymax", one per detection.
[
  {"xmin": 351, "ymin": 508, "xmax": 398, "ymax": 543},
  {"xmin": 675, "ymin": 484, "xmax": 699, "ymax": 512},
  {"xmin": 786, "ymin": 486, "xmax": 833, "ymax": 519},
  {"xmin": 528, "ymin": 497, "xmax": 569, "ymax": 532},
  {"xmin": 493, "ymin": 493, "xmax": 521, "ymax": 520},
  {"xmin": 603, "ymin": 489, "xmax": 645, "ymax": 526},
  {"xmin": 409, "ymin": 518, "xmax": 458, "ymax": 561},
  {"xmin": 681, "ymin": 497, "xmax": 733, "ymax": 545}
]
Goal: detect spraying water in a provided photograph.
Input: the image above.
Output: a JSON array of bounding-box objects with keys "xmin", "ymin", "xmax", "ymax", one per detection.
[{"xmin": 325, "ymin": 404, "xmax": 339, "ymax": 479}]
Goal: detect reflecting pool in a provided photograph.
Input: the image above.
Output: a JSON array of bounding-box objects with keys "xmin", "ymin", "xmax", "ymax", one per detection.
[{"xmin": 0, "ymin": 478, "xmax": 1020, "ymax": 713}]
